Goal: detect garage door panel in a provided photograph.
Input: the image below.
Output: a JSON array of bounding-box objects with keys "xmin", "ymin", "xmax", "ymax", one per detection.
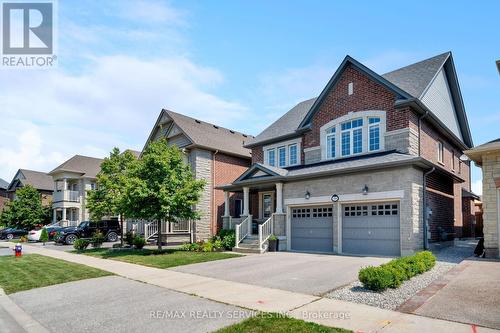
[
  {"xmin": 291, "ymin": 206, "xmax": 333, "ymax": 253},
  {"xmin": 342, "ymin": 202, "xmax": 400, "ymax": 256}
]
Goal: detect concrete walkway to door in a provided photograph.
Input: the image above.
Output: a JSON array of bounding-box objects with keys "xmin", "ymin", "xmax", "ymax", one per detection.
[{"xmin": 172, "ymin": 251, "xmax": 390, "ymax": 295}]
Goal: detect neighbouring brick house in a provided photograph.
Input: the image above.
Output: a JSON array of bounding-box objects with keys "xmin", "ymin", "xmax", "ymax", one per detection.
[
  {"xmin": 0, "ymin": 178, "xmax": 9, "ymax": 213},
  {"xmin": 140, "ymin": 109, "xmax": 252, "ymax": 242},
  {"xmin": 465, "ymin": 139, "xmax": 500, "ymax": 257},
  {"xmin": 6, "ymin": 169, "xmax": 53, "ymax": 206},
  {"xmin": 221, "ymin": 52, "xmax": 474, "ymax": 255}
]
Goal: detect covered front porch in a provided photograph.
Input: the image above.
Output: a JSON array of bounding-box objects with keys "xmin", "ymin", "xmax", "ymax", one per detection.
[{"xmin": 221, "ymin": 181, "xmax": 286, "ymax": 253}]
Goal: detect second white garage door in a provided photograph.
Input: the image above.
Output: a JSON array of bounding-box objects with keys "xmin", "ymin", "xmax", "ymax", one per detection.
[{"xmin": 342, "ymin": 202, "xmax": 400, "ymax": 256}]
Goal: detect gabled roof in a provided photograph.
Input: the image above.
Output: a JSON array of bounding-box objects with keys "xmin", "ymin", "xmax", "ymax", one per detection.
[
  {"xmin": 145, "ymin": 109, "xmax": 253, "ymax": 159},
  {"xmin": 245, "ymin": 52, "xmax": 473, "ymax": 149},
  {"xmin": 235, "ymin": 163, "xmax": 288, "ymax": 182},
  {"xmin": 382, "ymin": 52, "xmax": 450, "ymax": 99},
  {"xmin": 464, "ymin": 138, "xmax": 500, "ymax": 165},
  {"xmin": 8, "ymin": 169, "xmax": 53, "ymax": 192},
  {"xmin": 49, "ymin": 155, "xmax": 104, "ymax": 178},
  {"xmin": 0, "ymin": 178, "xmax": 10, "ymax": 190}
]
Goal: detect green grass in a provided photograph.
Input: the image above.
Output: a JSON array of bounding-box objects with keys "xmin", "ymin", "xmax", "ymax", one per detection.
[
  {"xmin": 215, "ymin": 315, "xmax": 351, "ymax": 333},
  {"xmin": 78, "ymin": 248, "xmax": 242, "ymax": 269},
  {"xmin": 0, "ymin": 254, "xmax": 112, "ymax": 294}
]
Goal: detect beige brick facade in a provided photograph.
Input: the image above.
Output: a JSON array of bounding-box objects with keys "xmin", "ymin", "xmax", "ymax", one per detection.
[{"xmin": 482, "ymin": 153, "xmax": 500, "ymax": 256}]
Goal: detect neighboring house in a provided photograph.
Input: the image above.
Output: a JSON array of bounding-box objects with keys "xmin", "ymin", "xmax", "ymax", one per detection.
[
  {"xmin": 465, "ymin": 139, "xmax": 500, "ymax": 257},
  {"xmin": 221, "ymin": 52, "xmax": 474, "ymax": 256},
  {"xmin": 496, "ymin": 60, "xmax": 500, "ymax": 74},
  {"xmin": 6, "ymin": 169, "xmax": 53, "ymax": 206},
  {"xmin": 0, "ymin": 178, "xmax": 9, "ymax": 213},
  {"xmin": 141, "ymin": 109, "xmax": 252, "ymax": 242},
  {"xmin": 48, "ymin": 155, "xmax": 103, "ymax": 226}
]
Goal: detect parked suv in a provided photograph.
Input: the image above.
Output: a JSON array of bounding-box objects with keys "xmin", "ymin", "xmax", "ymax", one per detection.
[{"xmin": 55, "ymin": 220, "xmax": 120, "ymax": 245}]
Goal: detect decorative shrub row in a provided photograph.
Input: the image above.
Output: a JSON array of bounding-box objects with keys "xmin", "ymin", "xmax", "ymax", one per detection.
[
  {"xmin": 358, "ymin": 251, "xmax": 436, "ymax": 291},
  {"xmin": 181, "ymin": 229, "xmax": 235, "ymax": 252}
]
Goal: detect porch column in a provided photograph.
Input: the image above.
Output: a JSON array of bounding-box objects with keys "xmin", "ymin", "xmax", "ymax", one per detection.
[
  {"xmin": 243, "ymin": 186, "xmax": 250, "ymax": 216},
  {"xmin": 63, "ymin": 178, "xmax": 68, "ymax": 191},
  {"xmin": 223, "ymin": 191, "xmax": 230, "ymax": 216},
  {"xmin": 62, "ymin": 208, "xmax": 67, "ymax": 221},
  {"xmin": 275, "ymin": 182, "xmax": 283, "ymax": 214}
]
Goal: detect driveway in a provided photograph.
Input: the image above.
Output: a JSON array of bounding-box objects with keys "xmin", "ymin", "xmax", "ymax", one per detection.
[
  {"xmin": 412, "ymin": 259, "xmax": 500, "ymax": 330},
  {"xmin": 172, "ymin": 252, "xmax": 389, "ymax": 296},
  {"xmin": 10, "ymin": 276, "xmax": 249, "ymax": 333}
]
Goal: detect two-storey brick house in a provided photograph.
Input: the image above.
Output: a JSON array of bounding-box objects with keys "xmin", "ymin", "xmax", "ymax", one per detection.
[{"xmin": 220, "ymin": 52, "xmax": 474, "ymax": 256}]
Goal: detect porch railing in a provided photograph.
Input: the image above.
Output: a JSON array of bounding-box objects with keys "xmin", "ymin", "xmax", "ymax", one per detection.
[
  {"xmin": 258, "ymin": 214, "xmax": 274, "ymax": 252},
  {"xmin": 53, "ymin": 190, "xmax": 80, "ymax": 203},
  {"xmin": 143, "ymin": 220, "xmax": 193, "ymax": 242},
  {"xmin": 235, "ymin": 215, "xmax": 251, "ymax": 248},
  {"xmin": 144, "ymin": 221, "xmax": 159, "ymax": 241}
]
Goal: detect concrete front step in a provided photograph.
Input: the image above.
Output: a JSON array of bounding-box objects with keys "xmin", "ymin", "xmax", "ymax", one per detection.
[{"xmin": 232, "ymin": 246, "xmax": 264, "ymax": 254}]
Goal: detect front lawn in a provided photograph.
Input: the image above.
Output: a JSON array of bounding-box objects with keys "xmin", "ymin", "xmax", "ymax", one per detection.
[
  {"xmin": 215, "ymin": 315, "xmax": 351, "ymax": 333},
  {"xmin": 79, "ymin": 248, "xmax": 242, "ymax": 269},
  {"xmin": 0, "ymin": 254, "xmax": 111, "ymax": 294}
]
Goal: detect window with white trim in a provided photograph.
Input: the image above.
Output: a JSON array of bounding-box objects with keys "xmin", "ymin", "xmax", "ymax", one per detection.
[
  {"xmin": 326, "ymin": 127, "xmax": 336, "ymax": 159},
  {"xmin": 289, "ymin": 144, "xmax": 298, "ymax": 165},
  {"xmin": 278, "ymin": 146, "xmax": 286, "ymax": 167},
  {"xmin": 267, "ymin": 149, "xmax": 275, "ymax": 166},
  {"xmin": 437, "ymin": 141, "xmax": 444, "ymax": 163},
  {"xmin": 341, "ymin": 118, "xmax": 363, "ymax": 156},
  {"xmin": 264, "ymin": 139, "xmax": 301, "ymax": 167},
  {"xmin": 369, "ymin": 117, "xmax": 381, "ymax": 151}
]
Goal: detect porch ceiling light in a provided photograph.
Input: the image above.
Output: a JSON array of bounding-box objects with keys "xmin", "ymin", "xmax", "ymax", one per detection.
[
  {"xmin": 305, "ymin": 191, "xmax": 311, "ymax": 200},
  {"xmin": 362, "ymin": 185, "xmax": 369, "ymax": 195}
]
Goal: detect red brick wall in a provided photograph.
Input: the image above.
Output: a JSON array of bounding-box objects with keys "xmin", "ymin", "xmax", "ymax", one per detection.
[
  {"xmin": 213, "ymin": 153, "xmax": 250, "ymax": 233},
  {"xmin": 427, "ymin": 190, "xmax": 455, "ymax": 241},
  {"xmin": 461, "ymin": 197, "xmax": 475, "ymax": 238},
  {"xmin": 303, "ymin": 65, "xmax": 407, "ymax": 149},
  {"xmin": 0, "ymin": 196, "xmax": 9, "ymax": 214},
  {"xmin": 251, "ymin": 147, "xmax": 263, "ymax": 164}
]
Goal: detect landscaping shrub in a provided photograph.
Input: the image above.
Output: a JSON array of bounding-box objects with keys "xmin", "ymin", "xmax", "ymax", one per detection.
[
  {"xmin": 217, "ymin": 229, "xmax": 235, "ymax": 250},
  {"xmin": 181, "ymin": 239, "xmax": 224, "ymax": 252},
  {"xmin": 202, "ymin": 241, "xmax": 214, "ymax": 252},
  {"xmin": 124, "ymin": 231, "xmax": 135, "ymax": 246},
  {"xmin": 39, "ymin": 228, "xmax": 49, "ymax": 244},
  {"xmin": 133, "ymin": 236, "xmax": 146, "ymax": 249},
  {"xmin": 358, "ymin": 251, "xmax": 436, "ymax": 291},
  {"xmin": 73, "ymin": 239, "xmax": 90, "ymax": 251},
  {"xmin": 91, "ymin": 230, "xmax": 106, "ymax": 248}
]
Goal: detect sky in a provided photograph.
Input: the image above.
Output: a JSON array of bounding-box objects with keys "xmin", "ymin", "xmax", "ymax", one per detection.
[{"xmin": 1, "ymin": 0, "xmax": 499, "ymax": 195}]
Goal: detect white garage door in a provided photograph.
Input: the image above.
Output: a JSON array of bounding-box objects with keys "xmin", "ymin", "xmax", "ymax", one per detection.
[
  {"xmin": 291, "ymin": 206, "xmax": 333, "ymax": 253},
  {"xmin": 342, "ymin": 202, "xmax": 400, "ymax": 256}
]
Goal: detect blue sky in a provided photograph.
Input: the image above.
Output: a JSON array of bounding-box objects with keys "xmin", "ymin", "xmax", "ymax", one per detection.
[{"xmin": 1, "ymin": 0, "xmax": 499, "ymax": 194}]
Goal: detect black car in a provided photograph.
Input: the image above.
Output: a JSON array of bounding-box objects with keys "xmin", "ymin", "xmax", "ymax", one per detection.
[
  {"xmin": 55, "ymin": 220, "xmax": 120, "ymax": 245},
  {"xmin": 0, "ymin": 228, "xmax": 28, "ymax": 240}
]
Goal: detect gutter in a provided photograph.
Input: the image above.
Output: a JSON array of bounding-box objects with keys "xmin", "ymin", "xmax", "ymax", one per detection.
[
  {"xmin": 422, "ymin": 167, "xmax": 435, "ymax": 250},
  {"xmin": 212, "ymin": 150, "xmax": 219, "ymax": 236}
]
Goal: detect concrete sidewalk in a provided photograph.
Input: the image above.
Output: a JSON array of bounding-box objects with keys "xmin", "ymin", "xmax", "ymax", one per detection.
[{"xmin": 1, "ymin": 242, "xmax": 498, "ymax": 333}]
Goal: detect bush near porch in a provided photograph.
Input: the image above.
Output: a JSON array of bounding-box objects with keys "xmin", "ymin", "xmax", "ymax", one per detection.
[{"xmin": 359, "ymin": 251, "xmax": 436, "ymax": 291}]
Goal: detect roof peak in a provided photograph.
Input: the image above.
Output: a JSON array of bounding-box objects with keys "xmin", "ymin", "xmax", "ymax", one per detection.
[{"xmin": 382, "ymin": 51, "xmax": 451, "ymax": 77}]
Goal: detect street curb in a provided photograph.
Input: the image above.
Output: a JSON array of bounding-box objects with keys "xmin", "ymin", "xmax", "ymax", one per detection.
[{"xmin": 0, "ymin": 288, "xmax": 50, "ymax": 333}]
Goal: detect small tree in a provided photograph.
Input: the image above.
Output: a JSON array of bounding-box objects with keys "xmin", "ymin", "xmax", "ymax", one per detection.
[
  {"xmin": 0, "ymin": 185, "xmax": 49, "ymax": 230},
  {"xmin": 40, "ymin": 228, "xmax": 49, "ymax": 245},
  {"xmin": 87, "ymin": 148, "xmax": 137, "ymax": 246},
  {"xmin": 124, "ymin": 139, "xmax": 205, "ymax": 250}
]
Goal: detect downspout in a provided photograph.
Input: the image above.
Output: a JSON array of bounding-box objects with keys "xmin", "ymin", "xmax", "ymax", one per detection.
[
  {"xmin": 418, "ymin": 110, "xmax": 429, "ymax": 157},
  {"xmin": 423, "ymin": 167, "xmax": 435, "ymax": 250},
  {"xmin": 212, "ymin": 150, "xmax": 219, "ymax": 236}
]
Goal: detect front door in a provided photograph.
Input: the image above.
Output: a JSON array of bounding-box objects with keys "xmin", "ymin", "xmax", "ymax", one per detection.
[
  {"xmin": 263, "ymin": 193, "xmax": 273, "ymax": 218},
  {"xmin": 234, "ymin": 199, "xmax": 242, "ymax": 218}
]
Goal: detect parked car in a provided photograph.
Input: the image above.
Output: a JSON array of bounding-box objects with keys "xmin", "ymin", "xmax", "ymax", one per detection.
[
  {"xmin": 0, "ymin": 228, "xmax": 28, "ymax": 240},
  {"xmin": 55, "ymin": 220, "xmax": 120, "ymax": 245},
  {"xmin": 28, "ymin": 226, "xmax": 63, "ymax": 241}
]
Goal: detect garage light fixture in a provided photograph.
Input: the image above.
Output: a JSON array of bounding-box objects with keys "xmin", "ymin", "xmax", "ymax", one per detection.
[
  {"xmin": 362, "ymin": 185, "xmax": 369, "ymax": 195},
  {"xmin": 305, "ymin": 191, "xmax": 311, "ymax": 200}
]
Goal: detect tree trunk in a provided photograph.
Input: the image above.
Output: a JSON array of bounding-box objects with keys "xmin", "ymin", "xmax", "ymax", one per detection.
[
  {"xmin": 157, "ymin": 220, "xmax": 162, "ymax": 251},
  {"xmin": 120, "ymin": 214, "xmax": 124, "ymax": 247}
]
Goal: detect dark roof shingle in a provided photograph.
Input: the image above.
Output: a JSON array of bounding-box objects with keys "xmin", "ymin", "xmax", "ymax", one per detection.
[
  {"xmin": 16, "ymin": 169, "xmax": 53, "ymax": 191},
  {"xmin": 49, "ymin": 155, "xmax": 104, "ymax": 178}
]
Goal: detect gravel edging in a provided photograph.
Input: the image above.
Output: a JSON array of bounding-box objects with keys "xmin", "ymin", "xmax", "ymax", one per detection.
[{"xmin": 326, "ymin": 262, "xmax": 455, "ymax": 310}]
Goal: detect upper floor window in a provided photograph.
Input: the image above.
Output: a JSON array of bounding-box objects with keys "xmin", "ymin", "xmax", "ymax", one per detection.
[
  {"xmin": 264, "ymin": 139, "xmax": 301, "ymax": 167},
  {"xmin": 289, "ymin": 144, "xmax": 298, "ymax": 165},
  {"xmin": 451, "ymin": 150, "xmax": 456, "ymax": 171},
  {"xmin": 267, "ymin": 149, "xmax": 276, "ymax": 166},
  {"xmin": 341, "ymin": 118, "xmax": 363, "ymax": 156},
  {"xmin": 437, "ymin": 141, "xmax": 444, "ymax": 163},
  {"xmin": 320, "ymin": 110, "xmax": 386, "ymax": 161},
  {"xmin": 278, "ymin": 146, "xmax": 286, "ymax": 167}
]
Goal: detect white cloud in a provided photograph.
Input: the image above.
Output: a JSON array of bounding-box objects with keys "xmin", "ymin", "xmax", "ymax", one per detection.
[
  {"xmin": 472, "ymin": 179, "xmax": 483, "ymax": 196},
  {"xmin": 0, "ymin": 55, "xmax": 250, "ymax": 181}
]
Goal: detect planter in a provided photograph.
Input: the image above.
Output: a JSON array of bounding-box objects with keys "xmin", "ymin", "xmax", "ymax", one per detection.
[{"xmin": 268, "ymin": 239, "xmax": 279, "ymax": 252}]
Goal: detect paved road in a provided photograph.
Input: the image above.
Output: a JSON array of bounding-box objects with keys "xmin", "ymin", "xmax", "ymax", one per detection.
[
  {"xmin": 414, "ymin": 259, "xmax": 500, "ymax": 330},
  {"xmin": 10, "ymin": 276, "xmax": 249, "ymax": 333},
  {"xmin": 172, "ymin": 251, "xmax": 389, "ymax": 295},
  {"xmin": 0, "ymin": 247, "xmax": 12, "ymax": 256},
  {"xmin": 0, "ymin": 306, "xmax": 25, "ymax": 333}
]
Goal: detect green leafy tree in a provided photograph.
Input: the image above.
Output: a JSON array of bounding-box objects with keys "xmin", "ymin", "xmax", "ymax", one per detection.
[
  {"xmin": 40, "ymin": 228, "xmax": 49, "ymax": 245},
  {"xmin": 124, "ymin": 139, "xmax": 205, "ymax": 250},
  {"xmin": 86, "ymin": 148, "xmax": 137, "ymax": 246},
  {"xmin": 0, "ymin": 185, "xmax": 50, "ymax": 229}
]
